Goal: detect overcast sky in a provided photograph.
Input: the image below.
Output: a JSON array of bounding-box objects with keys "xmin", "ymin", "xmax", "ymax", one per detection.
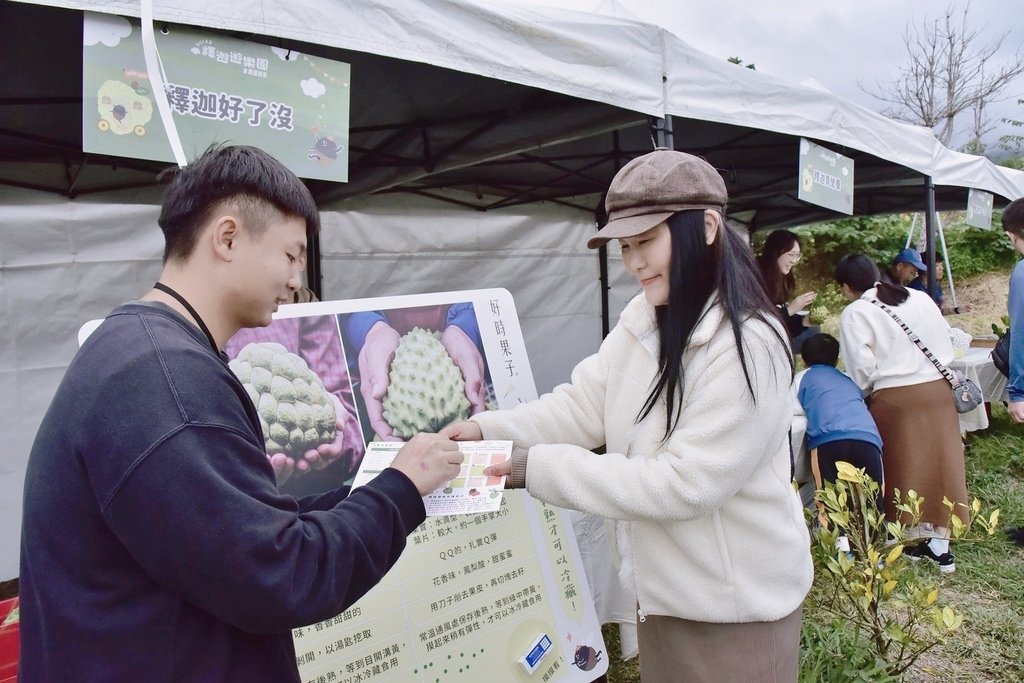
[{"xmin": 514, "ymin": 0, "xmax": 1024, "ymax": 151}]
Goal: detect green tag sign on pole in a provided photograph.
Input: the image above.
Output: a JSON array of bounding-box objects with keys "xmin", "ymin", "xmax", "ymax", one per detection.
[
  {"xmin": 82, "ymin": 12, "xmax": 350, "ymax": 182},
  {"xmin": 798, "ymin": 139, "xmax": 854, "ymax": 215},
  {"xmin": 965, "ymin": 188, "xmax": 994, "ymax": 230}
]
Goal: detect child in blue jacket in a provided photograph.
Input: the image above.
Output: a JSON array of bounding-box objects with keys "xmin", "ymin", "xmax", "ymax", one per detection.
[{"xmin": 795, "ymin": 333, "xmax": 884, "ymax": 549}]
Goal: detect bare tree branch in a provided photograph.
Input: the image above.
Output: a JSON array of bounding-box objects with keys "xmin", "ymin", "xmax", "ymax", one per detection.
[{"xmin": 862, "ymin": 1, "xmax": 1024, "ymax": 147}]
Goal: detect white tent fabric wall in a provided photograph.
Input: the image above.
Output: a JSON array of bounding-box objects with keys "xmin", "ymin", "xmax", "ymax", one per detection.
[
  {"xmin": 318, "ymin": 193, "xmax": 604, "ymax": 397},
  {"xmin": 0, "ymin": 186, "xmax": 166, "ymax": 581}
]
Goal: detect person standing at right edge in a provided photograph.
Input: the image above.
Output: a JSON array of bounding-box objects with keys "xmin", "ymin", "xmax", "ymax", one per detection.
[
  {"xmin": 444, "ymin": 149, "xmax": 812, "ymax": 682},
  {"xmin": 1001, "ymin": 198, "xmax": 1024, "ymax": 424},
  {"xmin": 835, "ymin": 254, "xmax": 968, "ymax": 572}
]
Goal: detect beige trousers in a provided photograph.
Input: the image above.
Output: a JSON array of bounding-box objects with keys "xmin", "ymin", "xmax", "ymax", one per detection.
[{"xmin": 636, "ymin": 605, "xmax": 802, "ymax": 682}]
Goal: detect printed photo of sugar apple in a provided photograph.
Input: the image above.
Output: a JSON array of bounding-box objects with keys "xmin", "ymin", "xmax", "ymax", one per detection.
[
  {"xmin": 382, "ymin": 327, "xmax": 471, "ymax": 438},
  {"xmin": 229, "ymin": 342, "xmax": 338, "ymax": 458}
]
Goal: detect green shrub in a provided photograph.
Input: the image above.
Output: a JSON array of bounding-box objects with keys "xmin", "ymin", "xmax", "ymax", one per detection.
[
  {"xmin": 804, "ymin": 463, "xmax": 1000, "ymax": 680},
  {"xmin": 776, "ymin": 212, "xmax": 1017, "ymax": 284},
  {"xmin": 800, "ymin": 616, "xmax": 897, "ymax": 683},
  {"xmin": 792, "ymin": 216, "xmax": 909, "ymax": 276},
  {"xmin": 942, "ymin": 225, "xmax": 1018, "ymax": 278}
]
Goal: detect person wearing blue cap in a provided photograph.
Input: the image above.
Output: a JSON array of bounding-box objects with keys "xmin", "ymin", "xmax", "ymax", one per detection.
[
  {"xmin": 908, "ymin": 251, "xmax": 969, "ymax": 315},
  {"xmin": 881, "ymin": 247, "xmax": 928, "ymax": 287}
]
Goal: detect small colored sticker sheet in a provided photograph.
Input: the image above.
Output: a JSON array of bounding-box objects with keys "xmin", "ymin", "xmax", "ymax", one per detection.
[{"xmin": 353, "ymin": 441, "xmax": 510, "ymax": 516}]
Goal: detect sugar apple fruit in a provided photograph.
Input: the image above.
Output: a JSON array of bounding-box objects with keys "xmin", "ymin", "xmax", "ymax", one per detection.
[
  {"xmin": 229, "ymin": 342, "xmax": 337, "ymax": 458},
  {"xmin": 808, "ymin": 304, "xmax": 830, "ymax": 325},
  {"xmin": 382, "ymin": 327, "xmax": 471, "ymax": 438}
]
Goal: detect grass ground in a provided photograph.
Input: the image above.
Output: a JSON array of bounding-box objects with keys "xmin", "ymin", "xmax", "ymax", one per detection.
[{"xmin": 903, "ymin": 403, "xmax": 1024, "ymax": 682}]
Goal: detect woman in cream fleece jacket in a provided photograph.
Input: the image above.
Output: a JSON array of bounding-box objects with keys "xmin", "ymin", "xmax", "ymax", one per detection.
[{"xmin": 445, "ymin": 150, "xmax": 812, "ymax": 682}]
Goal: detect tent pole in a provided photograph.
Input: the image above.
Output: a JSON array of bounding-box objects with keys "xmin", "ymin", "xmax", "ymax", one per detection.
[
  {"xmin": 924, "ymin": 177, "xmax": 937, "ymax": 302},
  {"xmin": 307, "ymin": 231, "xmax": 323, "ymax": 300},
  {"xmin": 598, "ymin": 242, "xmax": 610, "ymax": 338},
  {"xmin": 936, "ymin": 212, "xmax": 960, "ymax": 312},
  {"xmin": 648, "ymin": 115, "xmax": 674, "ymax": 149},
  {"xmin": 598, "ymin": 131, "xmax": 623, "ymax": 339},
  {"xmin": 905, "ymin": 213, "xmax": 917, "ymax": 249}
]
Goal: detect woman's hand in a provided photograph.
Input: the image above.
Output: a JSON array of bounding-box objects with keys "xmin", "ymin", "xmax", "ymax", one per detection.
[
  {"xmin": 787, "ymin": 291, "xmax": 817, "ymax": 316},
  {"xmin": 439, "ymin": 420, "xmax": 483, "ymax": 441},
  {"xmin": 483, "ymin": 458, "xmax": 512, "ymax": 478}
]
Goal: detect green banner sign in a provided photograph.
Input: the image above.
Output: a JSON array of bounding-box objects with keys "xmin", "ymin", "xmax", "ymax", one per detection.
[
  {"xmin": 83, "ymin": 12, "xmax": 350, "ymax": 182},
  {"xmin": 966, "ymin": 188, "xmax": 994, "ymax": 230},
  {"xmin": 798, "ymin": 139, "xmax": 854, "ymax": 215}
]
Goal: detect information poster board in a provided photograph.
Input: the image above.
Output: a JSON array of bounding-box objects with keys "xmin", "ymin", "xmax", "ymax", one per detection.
[
  {"xmin": 228, "ymin": 289, "xmax": 608, "ymax": 682},
  {"xmin": 82, "ymin": 12, "xmax": 350, "ymax": 181},
  {"xmin": 798, "ymin": 138, "xmax": 854, "ymax": 215},
  {"xmin": 966, "ymin": 188, "xmax": 994, "ymax": 230}
]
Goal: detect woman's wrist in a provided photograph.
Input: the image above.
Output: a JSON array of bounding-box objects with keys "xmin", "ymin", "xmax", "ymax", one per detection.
[{"xmin": 510, "ymin": 447, "xmax": 529, "ymax": 489}]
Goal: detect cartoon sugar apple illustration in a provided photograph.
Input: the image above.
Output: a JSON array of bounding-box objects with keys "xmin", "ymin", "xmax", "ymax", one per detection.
[
  {"xmin": 382, "ymin": 327, "xmax": 471, "ymax": 438},
  {"xmin": 229, "ymin": 342, "xmax": 338, "ymax": 458},
  {"xmin": 96, "ymin": 80, "xmax": 153, "ymax": 135}
]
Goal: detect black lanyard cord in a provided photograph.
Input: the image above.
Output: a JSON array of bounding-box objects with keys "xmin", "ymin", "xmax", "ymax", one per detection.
[{"xmin": 153, "ymin": 282, "xmax": 219, "ymax": 353}]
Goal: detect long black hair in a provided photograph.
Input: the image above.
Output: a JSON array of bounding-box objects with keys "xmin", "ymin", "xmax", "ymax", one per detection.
[
  {"xmin": 756, "ymin": 229, "xmax": 800, "ymax": 305},
  {"xmin": 834, "ymin": 253, "xmax": 909, "ymax": 306},
  {"xmin": 638, "ymin": 210, "xmax": 792, "ymax": 438}
]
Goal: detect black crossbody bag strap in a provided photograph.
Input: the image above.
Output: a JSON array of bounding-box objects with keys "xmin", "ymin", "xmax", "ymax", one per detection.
[{"xmin": 867, "ymin": 298, "xmax": 961, "ymax": 389}]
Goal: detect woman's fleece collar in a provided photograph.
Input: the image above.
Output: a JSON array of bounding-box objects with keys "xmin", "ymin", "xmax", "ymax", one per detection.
[{"xmin": 619, "ymin": 293, "xmax": 725, "ymax": 357}]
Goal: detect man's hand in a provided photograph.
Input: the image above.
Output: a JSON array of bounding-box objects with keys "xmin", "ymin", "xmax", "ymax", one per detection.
[
  {"xmin": 1008, "ymin": 400, "xmax": 1024, "ymax": 423},
  {"xmin": 441, "ymin": 325, "xmax": 487, "ymax": 414},
  {"xmin": 440, "ymin": 420, "xmax": 483, "ymax": 442},
  {"xmin": 358, "ymin": 321, "xmax": 402, "ymax": 440},
  {"xmin": 390, "ymin": 433, "xmax": 464, "ymax": 495},
  {"xmin": 268, "ymin": 453, "xmax": 296, "ymax": 484},
  {"xmin": 943, "ymin": 302, "xmax": 970, "ymax": 315}
]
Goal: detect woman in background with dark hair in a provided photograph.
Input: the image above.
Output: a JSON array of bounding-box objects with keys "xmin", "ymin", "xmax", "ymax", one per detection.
[
  {"xmin": 444, "ymin": 150, "xmax": 812, "ymax": 682},
  {"xmin": 757, "ymin": 229, "xmax": 818, "ymax": 351},
  {"xmin": 835, "ymin": 253, "xmax": 968, "ymax": 573}
]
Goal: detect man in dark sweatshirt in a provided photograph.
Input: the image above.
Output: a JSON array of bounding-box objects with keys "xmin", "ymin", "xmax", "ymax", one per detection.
[{"xmin": 19, "ymin": 145, "xmax": 463, "ymax": 682}]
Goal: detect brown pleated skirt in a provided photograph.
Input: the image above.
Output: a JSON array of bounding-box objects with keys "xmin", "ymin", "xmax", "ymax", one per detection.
[
  {"xmin": 636, "ymin": 606, "xmax": 802, "ymax": 682},
  {"xmin": 869, "ymin": 379, "xmax": 968, "ymax": 534}
]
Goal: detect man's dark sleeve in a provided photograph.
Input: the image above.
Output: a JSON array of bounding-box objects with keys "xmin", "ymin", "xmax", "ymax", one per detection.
[{"xmin": 102, "ymin": 427, "xmax": 425, "ymax": 633}]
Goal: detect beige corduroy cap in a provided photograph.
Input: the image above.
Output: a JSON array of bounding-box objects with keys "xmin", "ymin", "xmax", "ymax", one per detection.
[{"xmin": 588, "ymin": 149, "xmax": 727, "ymax": 249}]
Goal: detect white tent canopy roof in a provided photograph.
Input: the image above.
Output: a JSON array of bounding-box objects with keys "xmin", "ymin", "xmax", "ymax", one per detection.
[
  {"xmin": 662, "ymin": 30, "xmax": 1024, "ymax": 201},
  {"xmin": 3, "ymin": 0, "xmax": 1019, "ymax": 225},
  {"xmin": 29, "ymin": 0, "xmax": 666, "ymax": 115}
]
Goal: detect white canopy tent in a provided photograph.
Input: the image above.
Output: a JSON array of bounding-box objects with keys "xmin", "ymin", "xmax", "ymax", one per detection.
[{"xmin": 1, "ymin": 0, "xmax": 1022, "ymax": 582}]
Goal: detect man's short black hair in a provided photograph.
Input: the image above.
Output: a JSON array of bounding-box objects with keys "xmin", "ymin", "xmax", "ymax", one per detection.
[
  {"xmin": 1003, "ymin": 197, "xmax": 1024, "ymax": 238},
  {"xmin": 157, "ymin": 144, "xmax": 320, "ymax": 263},
  {"xmin": 800, "ymin": 332, "xmax": 840, "ymax": 367}
]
